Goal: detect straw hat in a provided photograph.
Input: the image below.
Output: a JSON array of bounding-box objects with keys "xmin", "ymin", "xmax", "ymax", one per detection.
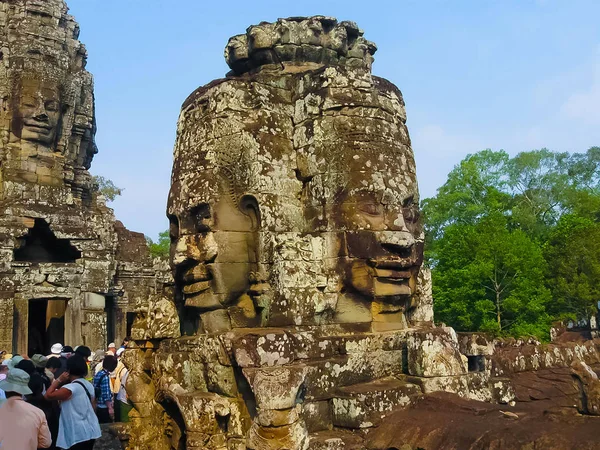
[{"xmin": 0, "ymin": 368, "xmax": 32, "ymax": 395}]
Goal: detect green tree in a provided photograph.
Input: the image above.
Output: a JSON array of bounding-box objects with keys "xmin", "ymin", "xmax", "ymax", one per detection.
[
  {"xmin": 422, "ymin": 148, "xmax": 600, "ymax": 339},
  {"xmin": 147, "ymin": 230, "xmax": 170, "ymax": 259},
  {"xmin": 544, "ymin": 215, "xmax": 600, "ymax": 320},
  {"xmin": 422, "ymin": 149, "xmax": 511, "ymax": 244},
  {"xmin": 92, "ymin": 175, "xmax": 123, "ymax": 202},
  {"xmin": 433, "ymin": 214, "xmax": 551, "ymax": 339},
  {"xmin": 505, "ymin": 149, "xmax": 570, "ymax": 239}
]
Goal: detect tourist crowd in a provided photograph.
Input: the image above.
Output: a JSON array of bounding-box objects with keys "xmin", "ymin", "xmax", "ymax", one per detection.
[{"xmin": 0, "ymin": 338, "xmax": 132, "ymax": 449}]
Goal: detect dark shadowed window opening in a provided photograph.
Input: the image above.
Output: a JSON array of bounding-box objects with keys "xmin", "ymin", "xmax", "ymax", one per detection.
[
  {"xmin": 13, "ymin": 218, "xmax": 81, "ymax": 263},
  {"xmin": 28, "ymin": 299, "xmax": 66, "ymax": 356},
  {"xmin": 467, "ymin": 355, "xmax": 486, "ymax": 372},
  {"xmin": 126, "ymin": 312, "xmax": 135, "ymax": 339}
]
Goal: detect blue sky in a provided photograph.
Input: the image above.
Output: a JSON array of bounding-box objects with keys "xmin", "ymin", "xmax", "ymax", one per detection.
[{"xmin": 67, "ymin": 0, "xmax": 600, "ymax": 239}]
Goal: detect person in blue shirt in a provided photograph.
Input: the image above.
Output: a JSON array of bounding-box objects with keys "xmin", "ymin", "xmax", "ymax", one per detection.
[{"xmin": 93, "ymin": 355, "xmax": 117, "ymax": 423}]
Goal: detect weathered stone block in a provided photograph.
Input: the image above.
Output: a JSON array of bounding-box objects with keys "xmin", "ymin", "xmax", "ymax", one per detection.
[
  {"xmin": 406, "ymin": 327, "xmax": 467, "ymax": 377},
  {"xmin": 246, "ymin": 420, "xmax": 309, "ymax": 450},
  {"xmin": 301, "ymin": 401, "xmax": 332, "ymax": 432},
  {"xmin": 243, "ymin": 365, "xmax": 308, "ymax": 410},
  {"xmin": 227, "ymin": 329, "xmax": 294, "ymax": 368},
  {"xmin": 331, "ymin": 377, "xmax": 420, "ymax": 428},
  {"xmin": 406, "ymin": 374, "xmax": 470, "ymax": 398},
  {"xmin": 458, "ymin": 332, "xmax": 495, "ymax": 356}
]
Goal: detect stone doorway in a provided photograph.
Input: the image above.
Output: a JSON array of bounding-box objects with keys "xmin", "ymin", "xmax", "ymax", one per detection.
[{"xmin": 27, "ymin": 299, "xmax": 67, "ymax": 356}]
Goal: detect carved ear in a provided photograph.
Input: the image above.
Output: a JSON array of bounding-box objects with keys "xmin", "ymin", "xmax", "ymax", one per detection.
[{"xmin": 239, "ymin": 195, "xmax": 261, "ymax": 231}]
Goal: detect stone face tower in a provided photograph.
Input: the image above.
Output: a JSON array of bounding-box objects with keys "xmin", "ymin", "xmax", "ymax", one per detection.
[
  {"xmin": 168, "ymin": 16, "xmax": 433, "ymax": 336},
  {"xmin": 126, "ymin": 17, "xmax": 507, "ymax": 450},
  {"xmin": 0, "ymin": 0, "xmax": 169, "ymax": 356}
]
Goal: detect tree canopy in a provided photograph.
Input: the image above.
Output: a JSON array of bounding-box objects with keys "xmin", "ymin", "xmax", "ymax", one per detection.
[
  {"xmin": 424, "ymin": 147, "xmax": 600, "ymax": 340},
  {"xmin": 146, "ymin": 230, "xmax": 170, "ymax": 259},
  {"xmin": 92, "ymin": 175, "xmax": 123, "ymax": 202}
]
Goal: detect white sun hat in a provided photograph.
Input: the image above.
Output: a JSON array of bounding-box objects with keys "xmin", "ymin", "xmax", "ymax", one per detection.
[{"xmin": 50, "ymin": 343, "xmax": 63, "ymax": 355}]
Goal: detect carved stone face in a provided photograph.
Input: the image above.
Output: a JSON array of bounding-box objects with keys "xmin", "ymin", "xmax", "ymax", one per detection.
[
  {"xmin": 167, "ymin": 178, "xmax": 260, "ymax": 311},
  {"xmin": 334, "ymin": 179, "xmax": 423, "ymax": 301},
  {"xmin": 12, "ymin": 78, "xmax": 62, "ymax": 147},
  {"xmin": 318, "ymin": 101, "xmax": 424, "ymax": 305}
]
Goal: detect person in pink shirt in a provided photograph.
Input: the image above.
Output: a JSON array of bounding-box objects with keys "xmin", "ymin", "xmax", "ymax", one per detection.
[{"xmin": 0, "ymin": 368, "xmax": 52, "ymax": 449}]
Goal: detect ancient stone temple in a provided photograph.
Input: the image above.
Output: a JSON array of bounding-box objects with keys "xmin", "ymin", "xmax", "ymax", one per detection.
[
  {"xmin": 4, "ymin": 4, "xmax": 598, "ymax": 448},
  {"xmin": 125, "ymin": 17, "xmax": 519, "ymax": 450},
  {"xmin": 0, "ymin": 0, "xmax": 168, "ymax": 355}
]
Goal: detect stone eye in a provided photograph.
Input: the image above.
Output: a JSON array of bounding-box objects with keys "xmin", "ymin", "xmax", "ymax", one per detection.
[
  {"xmin": 191, "ymin": 203, "xmax": 211, "ymax": 233},
  {"xmin": 358, "ymin": 202, "xmax": 383, "ymax": 216},
  {"xmin": 45, "ymin": 100, "xmax": 59, "ymax": 112},
  {"xmin": 402, "ymin": 196, "xmax": 420, "ymax": 227},
  {"xmin": 403, "ymin": 206, "xmax": 420, "ymax": 224},
  {"xmin": 168, "ymin": 216, "xmax": 179, "ymax": 242}
]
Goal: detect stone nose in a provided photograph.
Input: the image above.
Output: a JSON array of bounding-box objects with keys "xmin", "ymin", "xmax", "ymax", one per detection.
[
  {"xmin": 171, "ymin": 233, "xmax": 218, "ymax": 267},
  {"xmin": 34, "ymin": 111, "xmax": 49, "ymax": 121},
  {"xmin": 386, "ymin": 209, "xmax": 409, "ymax": 232},
  {"xmin": 32, "ymin": 100, "xmax": 49, "ymax": 120},
  {"xmin": 377, "ymin": 230, "xmax": 415, "ymax": 257}
]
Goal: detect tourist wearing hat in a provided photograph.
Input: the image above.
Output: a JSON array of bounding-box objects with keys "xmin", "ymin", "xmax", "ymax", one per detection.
[
  {"xmin": 48, "ymin": 343, "xmax": 63, "ymax": 359},
  {"xmin": 0, "ymin": 368, "xmax": 52, "ymax": 449},
  {"xmin": 32, "ymin": 354, "xmax": 52, "ymax": 388},
  {"xmin": 106, "ymin": 342, "xmax": 116, "ymax": 356}
]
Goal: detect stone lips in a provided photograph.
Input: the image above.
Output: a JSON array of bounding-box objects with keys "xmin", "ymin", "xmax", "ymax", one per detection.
[{"xmin": 225, "ymin": 16, "xmax": 377, "ymax": 76}]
